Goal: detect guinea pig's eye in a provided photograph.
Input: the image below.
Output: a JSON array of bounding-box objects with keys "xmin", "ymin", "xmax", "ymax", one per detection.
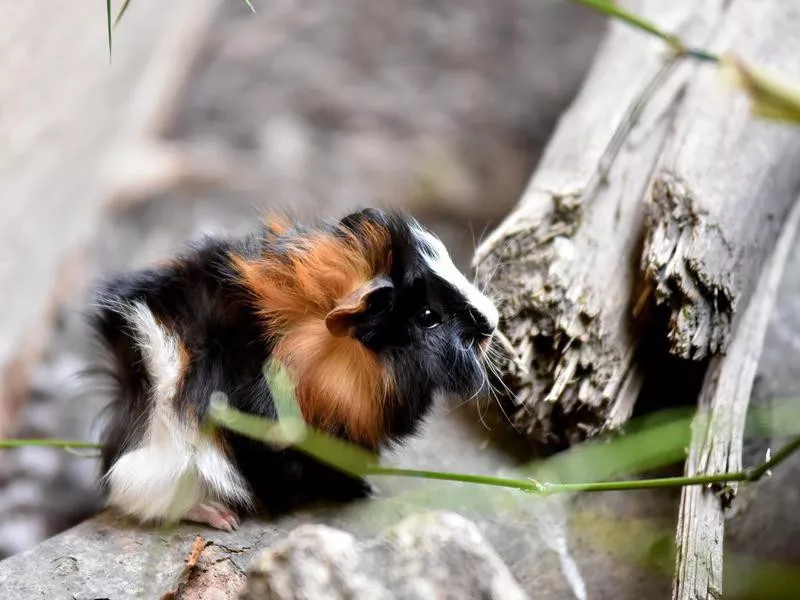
[{"xmin": 415, "ymin": 307, "xmax": 441, "ymax": 329}]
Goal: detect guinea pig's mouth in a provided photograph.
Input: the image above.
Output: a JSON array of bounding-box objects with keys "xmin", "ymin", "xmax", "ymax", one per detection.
[
  {"xmin": 476, "ymin": 336, "xmax": 494, "ymax": 358},
  {"xmin": 461, "ymin": 334, "xmax": 494, "ymax": 359},
  {"xmin": 461, "ymin": 336, "xmax": 491, "ymax": 353}
]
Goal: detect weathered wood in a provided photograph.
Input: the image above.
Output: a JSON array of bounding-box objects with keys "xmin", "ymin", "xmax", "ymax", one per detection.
[
  {"xmin": 641, "ymin": 0, "xmax": 800, "ymax": 361},
  {"xmin": 472, "ymin": 0, "xmax": 729, "ymax": 446},
  {"xmin": 671, "ymin": 196, "xmax": 800, "ymax": 600},
  {"xmin": 654, "ymin": 3, "xmax": 800, "ymax": 586}
]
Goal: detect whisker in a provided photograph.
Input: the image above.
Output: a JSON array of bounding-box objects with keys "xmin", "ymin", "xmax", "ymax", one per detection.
[
  {"xmin": 486, "ymin": 345, "xmax": 506, "ymax": 361},
  {"xmin": 466, "ymin": 375, "xmax": 487, "ymax": 404},
  {"xmin": 485, "ymin": 347, "xmax": 515, "ymax": 376},
  {"xmin": 473, "ymin": 227, "xmax": 516, "ymax": 268},
  {"xmin": 487, "ymin": 376, "xmax": 520, "ymax": 432},
  {"xmin": 478, "ymin": 258, "xmax": 514, "ymax": 291},
  {"xmin": 471, "ymin": 368, "xmax": 492, "ymax": 431},
  {"xmin": 470, "ymin": 219, "xmax": 493, "ymax": 257},
  {"xmin": 478, "ymin": 356, "xmax": 522, "ymax": 433},
  {"xmin": 447, "ymin": 368, "xmax": 488, "ymax": 412},
  {"xmin": 469, "ymin": 220, "xmax": 494, "ymax": 288},
  {"xmin": 486, "ymin": 331, "xmax": 530, "ymax": 377},
  {"xmin": 480, "ymin": 354, "xmax": 522, "ymax": 418},
  {"xmin": 476, "ymin": 390, "xmax": 490, "ymax": 431},
  {"xmin": 469, "ymin": 221, "xmax": 478, "ymax": 255},
  {"xmin": 485, "ymin": 357, "xmax": 519, "ymax": 404},
  {"xmin": 475, "ymin": 236, "xmax": 519, "ymax": 290},
  {"xmin": 483, "ymin": 354, "xmax": 506, "ymax": 388},
  {"xmin": 476, "ymin": 220, "xmax": 492, "ymax": 250}
]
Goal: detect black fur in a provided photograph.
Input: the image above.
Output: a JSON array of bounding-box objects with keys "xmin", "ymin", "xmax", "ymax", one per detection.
[{"xmin": 88, "ymin": 208, "xmax": 491, "ymax": 517}]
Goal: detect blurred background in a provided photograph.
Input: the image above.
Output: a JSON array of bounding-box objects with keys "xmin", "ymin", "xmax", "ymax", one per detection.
[
  {"xmin": 6, "ymin": 2, "xmax": 800, "ymax": 598},
  {"xmin": 0, "ymin": 0, "xmax": 604, "ymax": 559}
]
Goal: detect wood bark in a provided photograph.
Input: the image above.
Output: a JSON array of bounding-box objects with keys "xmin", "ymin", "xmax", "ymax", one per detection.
[
  {"xmin": 473, "ymin": 0, "xmax": 729, "ymax": 446},
  {"xmin": 641, "ymin": 0, "xmax": 800, "ymax": 362},
  {"xmin": 665, "ymin": 3, "xmax": 800, "ymax": 596},
  {"xmin": 672, "ymin": 197, "xmax": 800, "ymax": 600}
]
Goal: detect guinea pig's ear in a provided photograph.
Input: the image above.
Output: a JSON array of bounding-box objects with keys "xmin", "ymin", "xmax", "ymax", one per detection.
[{"xmin": 325, "ymin": 275, "xmax": 394, "ymax": 337}]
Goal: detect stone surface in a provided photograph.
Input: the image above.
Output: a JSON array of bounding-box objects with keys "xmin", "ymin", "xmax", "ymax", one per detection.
[
  {"xmin": 0, "ymin": 397, "xmax": 679, "ymax": 599},
  {"xmin": 163, "ymin": 539, "xmax": 248, "ymax": 600},
  {"xmin": 241, "ymin": 512, "xmax": 528, "ymax": 600}
]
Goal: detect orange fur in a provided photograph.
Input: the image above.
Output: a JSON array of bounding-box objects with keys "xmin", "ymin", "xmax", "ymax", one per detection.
[
  {"xmin": 155, "ymin": 325, "xmax": 194, "ymax": 418},
  {"xmin": 152, "ymin": 256, "xmax": 182, "ymax": 270},
  {"xmin": 231, "ymin": 223, "xmax": 394, "ymax": 447},
  {"xmin": 274, "ymin": 319, "xmax": 391, "ymax": 446},
  {"xmin": 263, "ymin": 214, "xmax": 292, "ymax": 237},
  {"xmin": 178, "ymin": 340, "xmax": 191, "ymax": 375}
]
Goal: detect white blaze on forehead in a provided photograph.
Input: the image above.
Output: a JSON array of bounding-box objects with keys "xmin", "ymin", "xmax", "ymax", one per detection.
[{"xmin": 412, "ymin": 225, "xmax": 499, "ymax": 331}]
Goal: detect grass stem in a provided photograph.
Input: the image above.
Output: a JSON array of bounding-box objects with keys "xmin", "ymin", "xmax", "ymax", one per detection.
[
  {"xmin": 0, "ymin": 439, "xmax": 102, "ymax": 450},
  {"xmin": 207, "ymin": 403, "xmax": 800, "ymax": 497}
]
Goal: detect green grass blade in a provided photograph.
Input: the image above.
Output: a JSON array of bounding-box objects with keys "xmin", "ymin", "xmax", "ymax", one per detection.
[
  {"xmin": 106, "ymin": 0, "xmax": 113, "ymax": 61},
  {"xmin": 571, "ymin": 0, "xmax": 678, "ymax": 47},
  {"xmin": 570, "ymin": 0, "xmax": 718, "ymax": 63},
  {"xmin": 263, "ymin": 358, "xmax": 304, "ymax": 425},
  {"xmin": 520, "ymin": 407, "xmax": 695, "ymax": 485},
  {"xmin": 0, "ymin": 439, "xmax": 102, "ymax": 450},
  {"xmin": 207, "ymin": 398, "xmax": 379, "ymax": 477},
  {"xmin": 722, "ymin": 55, "xmax": 800, "ymax": 125},
  {"xmin": 114, "ymin": 0, "xmax": 132, "ymax": 28}
]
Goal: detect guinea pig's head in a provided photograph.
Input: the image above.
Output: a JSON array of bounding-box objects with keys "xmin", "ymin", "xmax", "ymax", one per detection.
[
  {"xmin": 236, "ymin": 207, "xmax": 499, "ymax": 448},
  {"xmin": 329, "ymin": 208, "xmax": 499, "ymax": 438}
]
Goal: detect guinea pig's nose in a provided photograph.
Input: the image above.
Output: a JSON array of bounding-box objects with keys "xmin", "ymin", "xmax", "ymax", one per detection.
[{"xmin": 466, "ymin": 308, "xmax": 495, "ymax": 340}]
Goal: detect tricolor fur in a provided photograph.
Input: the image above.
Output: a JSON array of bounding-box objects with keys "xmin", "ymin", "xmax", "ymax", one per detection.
[{"xmin": 88, "ymin": 208, "xmax": 498, "ymax": 529}]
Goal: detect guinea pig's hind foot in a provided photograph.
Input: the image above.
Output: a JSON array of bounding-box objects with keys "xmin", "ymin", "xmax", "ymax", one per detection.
[{"xmin": 185, "ymin": 501, "xmax": 240, "ymax": 531}]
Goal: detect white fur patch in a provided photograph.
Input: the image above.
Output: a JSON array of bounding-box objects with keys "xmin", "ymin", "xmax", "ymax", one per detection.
[
  {"xmin": 104, "ymin": 302, "xmax": 252, "ymax": 523},
  {"xmin": 412, "ymin": 225, "xmax": 499, "ymax": 331}
]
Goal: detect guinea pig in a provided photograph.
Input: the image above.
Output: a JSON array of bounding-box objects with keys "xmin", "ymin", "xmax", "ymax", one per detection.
[{"xmin": 87, "ymin": 207, "xmax": 499, "ymax": 531}]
